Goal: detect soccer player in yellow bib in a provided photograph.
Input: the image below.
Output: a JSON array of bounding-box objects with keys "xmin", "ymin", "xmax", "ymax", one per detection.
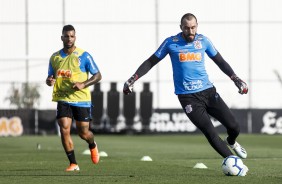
[{"xmin": 46, "ymin": 25, "xmax": 101, "ymax": 171}]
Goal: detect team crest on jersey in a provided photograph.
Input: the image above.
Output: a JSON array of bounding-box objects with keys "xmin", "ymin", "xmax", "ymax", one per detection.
[
  {"xmin": 172, "ymin": 37, "xmax": 179, "ymax": 42},
  {"xmin": 185, "ymin": 104, "xmax": 193, "ymax": 114},
  {"xmin": 193, "ymin": 40, "xmax": 202, "ymax": 49}
]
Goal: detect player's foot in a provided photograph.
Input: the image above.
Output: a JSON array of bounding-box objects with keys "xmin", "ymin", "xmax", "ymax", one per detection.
[
  {"xmin": 225, "ymin": 138, "xmax": 247, "ymax": 159},
  {"xmin": 90, "ymin": 142, "xmax": 100, "ymax": 164},
  {"xmin": 65, "ymin": 163, "xmax": 80, "ymax": 171},
  {"xmin": 239, "ymin": 164, "xmax": 249, "ymax": 176}
]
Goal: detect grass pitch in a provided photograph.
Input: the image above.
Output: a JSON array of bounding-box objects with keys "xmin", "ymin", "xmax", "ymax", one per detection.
[{"xmin": 0, "ymin": 134, "xmax": 281, "ymax": 184}]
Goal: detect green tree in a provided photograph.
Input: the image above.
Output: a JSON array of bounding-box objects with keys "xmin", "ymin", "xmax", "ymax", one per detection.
[{"xmin": 5, "ymin": 82, "xmax": 41, "ymax": 109}]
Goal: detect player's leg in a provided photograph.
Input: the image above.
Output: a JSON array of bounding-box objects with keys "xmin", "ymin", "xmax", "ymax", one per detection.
[
  {"xmin": 178, "ymin": 93, "xmax": 233, "ymax": 158},
  {"xmin": 73, "ymin": 106, "xmax": 100, "ymax": 164},
  {"xmin": 57, "ymin": 102, "xmax": 79, "ymax": 171},
  {"xmin": 206, "ymin": 88, "xmax": 247, "ymax": 158},
  {"xmin": 205, "ymin": 87, "xmax": 240, "ymax": 143}
]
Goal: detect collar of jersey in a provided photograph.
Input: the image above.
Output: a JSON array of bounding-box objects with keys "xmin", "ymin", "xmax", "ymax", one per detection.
[{"xmin": 60, "ymin": 49, "xmax": 77, "ymax": 58}]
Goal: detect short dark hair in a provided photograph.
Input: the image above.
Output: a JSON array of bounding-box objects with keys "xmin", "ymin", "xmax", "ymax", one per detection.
[
  {"xmin": 180, "ymin": 13, "xmax": 198, "ymax": 24},
  {"xmin": 62, "ymin": 25, "xmax": 75, "ymax": 34}
]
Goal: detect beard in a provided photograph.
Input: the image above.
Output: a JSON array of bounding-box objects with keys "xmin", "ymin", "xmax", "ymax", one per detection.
[
  {"xmin": 64, "ymin": 42, "xmax": 74, "ymax": 49},
  {"xmin": 183, "ymin": 34, "xmax": 195, "ymax": 42}
]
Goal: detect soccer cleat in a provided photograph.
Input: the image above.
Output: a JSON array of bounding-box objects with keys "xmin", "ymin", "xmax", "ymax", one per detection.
[
  {"xmin": 90, "ymin": 142, "xmax": 100, "ymax": 164},
  {"xmin": 225, "ymin": 138, "xmax": 247, "ymax": 159},
  {"xmin": 65, "ymin": 163, "xmax": 80, "ymax": 171},
  {"xmin": 239, "ymin": 164, "xmax": 249, "ymax": 176}
]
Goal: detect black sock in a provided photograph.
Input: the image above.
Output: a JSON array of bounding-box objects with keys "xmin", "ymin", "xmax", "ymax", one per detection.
[
  {"xmin": 227, "ymin": 137, "xmax": 235, "ymax": 145},
  {"xmin": 88, "ymin": 142, "xmax": 96, "ymax": 149},
  {"xmin": 66, "ymin": 150, "xmax": 77, "ymax": 164}
]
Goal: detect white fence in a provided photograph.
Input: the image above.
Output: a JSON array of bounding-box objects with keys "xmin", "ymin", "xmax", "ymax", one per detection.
[{"xmin": 1, "ymin": 0, "xmax": 282, "ymax": 109}]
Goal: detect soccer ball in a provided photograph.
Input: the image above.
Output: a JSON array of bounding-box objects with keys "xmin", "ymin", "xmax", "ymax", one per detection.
[{"xmin": 222, "ymin": 155, "xmax": 244, "ymax": 176}]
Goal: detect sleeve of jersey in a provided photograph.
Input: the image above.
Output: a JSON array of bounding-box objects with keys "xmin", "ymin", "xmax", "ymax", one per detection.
[
  {"xmin": 47, "ymin": 59, "xmax": 55, "ymax": 77},
  {"xmin": 205, "ymin": 37, "xmax": 218, "ymax": 58},
  {"xmin": 83, "ymin": 52, "xmax": 99, "ymax": 75},
  {"xmin": 154, "ymin": 38, "xmax": 169, "ymax": 60}
]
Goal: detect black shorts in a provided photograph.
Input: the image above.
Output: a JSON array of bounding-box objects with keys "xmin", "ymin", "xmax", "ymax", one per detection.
[
  {"xmin": 56, "ymin": 102, "xmax": 92, "ymax": 122},
  {"xmin": 177, "ymin": 87, "xmax": 237, "ymax": 131}
]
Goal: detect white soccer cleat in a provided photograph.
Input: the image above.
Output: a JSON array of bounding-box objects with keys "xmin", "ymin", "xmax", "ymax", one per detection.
[
  {"xmin": 239, "ymin": 164, "xmax": 249, "ymax": 176},
  {"xmin": 225, "ymin": 138, "xmax": 247, "ymax": 159}
]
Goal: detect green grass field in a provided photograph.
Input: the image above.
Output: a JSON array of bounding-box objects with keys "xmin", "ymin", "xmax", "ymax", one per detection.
[{"xmin": 0, "ymin": 134, "xmax": 281, "ymax": 184}]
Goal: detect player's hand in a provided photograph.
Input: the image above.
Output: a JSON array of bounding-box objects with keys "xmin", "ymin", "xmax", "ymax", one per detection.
[
  {"xmin": 46, "ymin": 75, "xmax": 55, "ymax": 86},
  {"xmin": 73, "ymin": 82, "xmax": 85, "ymax": 90},
  {"xmin": 123, "ymin": 75, "xmax": 137, "ymax": 95},
  {"xmin": 231, "ymin": 75, "xmax": 248, "ymax": 94}
]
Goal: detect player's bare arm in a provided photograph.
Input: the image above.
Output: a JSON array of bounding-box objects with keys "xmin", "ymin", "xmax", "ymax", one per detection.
[{"xmin": 73, "ymin": 72, "xmax": 102, "ymax": 90}]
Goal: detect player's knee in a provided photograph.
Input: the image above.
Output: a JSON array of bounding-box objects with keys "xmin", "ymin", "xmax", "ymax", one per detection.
[{"xmin": 60, "ymin": 127, "xmax": 70, "ymax": 135}]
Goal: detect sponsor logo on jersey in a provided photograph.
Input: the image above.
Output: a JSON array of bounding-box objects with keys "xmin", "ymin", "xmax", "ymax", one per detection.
[
  {"xmin": 57, "ymin": 69, "xmax": 72, "ymax": 78},
  {"xmin": 197, "ymin": 36, "xmax": 204, "ymax": 40},
  {"xmin": 172, "ymin": 37, "xmax": 179, "ymax": 42},
  {"xmin": 179, "ymin": 52, "xmax": 202, "ymax": 62},
  {"xmin": 53, "ymin": 92, "xmax": 69, "ymax": 98},
  {"xmin": 183, "ymin": 80, "xmax": 203, "ymax": 91},
  {"xmin": 193, "ymin": 40, "xmax": 202, "ymax": 49}
]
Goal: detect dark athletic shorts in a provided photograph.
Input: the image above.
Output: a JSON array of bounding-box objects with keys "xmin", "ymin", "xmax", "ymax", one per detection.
[
  {"xmin": 56, "ymin": 101, "xmax": 92, "ymax": 122},
  {"xmin": 177, "ymin": 86, "xmax": 237, "ymax": 130}
]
